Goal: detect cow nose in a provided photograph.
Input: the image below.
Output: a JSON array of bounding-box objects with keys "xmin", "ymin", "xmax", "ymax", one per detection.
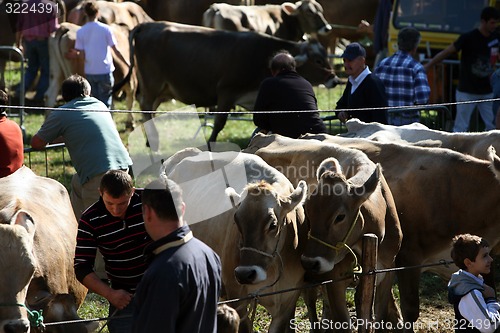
[
  {"xmin": 4, "ymin": 319, "xmax": 30, "ymax": 333},
  {"xmin": 301, "ymin": 255, "xmax": 322, "ymax": 274},
  {"xmin": 234, "ymin": 266, "xmax": 258, "ymax": 284}
]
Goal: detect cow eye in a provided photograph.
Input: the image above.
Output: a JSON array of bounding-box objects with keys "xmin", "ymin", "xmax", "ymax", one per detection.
[{"xmin": 334, "ymin": 214, "xmax": 345, "ymax": 224}]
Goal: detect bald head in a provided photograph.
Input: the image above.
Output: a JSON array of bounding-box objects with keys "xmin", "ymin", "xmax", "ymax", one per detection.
[{"xmin": 270, "ymin": 51, "xmax": 296, "ymax": 75}]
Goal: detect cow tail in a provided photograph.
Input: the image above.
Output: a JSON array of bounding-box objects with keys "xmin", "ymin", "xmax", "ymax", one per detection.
[{"xmin": 112, "ymin": 24, "xmax": 139, "ymax": 94}]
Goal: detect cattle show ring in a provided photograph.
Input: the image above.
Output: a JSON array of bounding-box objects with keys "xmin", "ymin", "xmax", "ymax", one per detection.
[{"xmin": 2, "ymin": 0, "xmax": 500, "ymax": 332}]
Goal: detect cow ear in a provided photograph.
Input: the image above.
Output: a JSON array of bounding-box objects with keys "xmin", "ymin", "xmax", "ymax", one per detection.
[
  {"xmin": 13, "ymin": 210, "xmax": 36, "ymax": 236},
  {"xmin": 281, "ymin": 2, "xmax": 298, "ymax": 15},
  {"xmin": 281, "ymin": 180, "xmax": 307, "ymax": 214},
  {"xmin": 225, "ymin": 187, "xmax": 242, "ymax": 207},
  {"xmin": 316, "ymin": 157, "xmax": 342, "ymax": 181},
  {"xmin": 350, "ymin": 164, "xmax": 381, "ymax": 203}
]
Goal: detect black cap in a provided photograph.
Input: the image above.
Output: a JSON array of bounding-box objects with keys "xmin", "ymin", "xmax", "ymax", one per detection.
[{"xmin": 341, "ymin": 42, "xmax": 366, "ymax": 60}]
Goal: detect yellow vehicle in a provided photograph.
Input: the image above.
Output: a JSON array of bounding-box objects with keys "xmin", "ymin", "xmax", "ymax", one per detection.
[{"xmin": 388, "ymin": 0, "xmax": 500, "ymax": 106}]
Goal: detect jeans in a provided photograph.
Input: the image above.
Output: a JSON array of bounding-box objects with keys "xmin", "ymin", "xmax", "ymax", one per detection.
[
  {"xmin": 86, "ymin": 73, "xmax": 114, "ymax": 108},
  {"xmin": 23, "ymin": 38, "xmax": 50, "ymax": 101},
  {"xmin": 453, "ymin": 90, "xmax": 495, "ymax": 132},
  {"xmin": 107, "ymin": 299, "xmax": 135, "ymax": 333}
]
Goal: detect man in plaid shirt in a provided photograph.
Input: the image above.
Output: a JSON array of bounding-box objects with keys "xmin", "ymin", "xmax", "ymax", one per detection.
[{"xmin": 374, "ymin": 27, "xmax": 430, "ymax": 125}]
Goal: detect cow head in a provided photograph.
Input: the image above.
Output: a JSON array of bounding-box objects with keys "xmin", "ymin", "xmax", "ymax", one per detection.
[
  {"xmin": 282, "ymin": 0, "xmax": 332, "ymax": 36},
  {"xmin": 301, "ymin": 158, "xmax": 381, "ymax": 275},
  {"xmin": 0, "ymin": 208, "xmax": 36, "ymax": 333},
  {"xmin": 294, "ymin": 40, "xmax": 340, "ymax": 88},
  {"xmin": 228, "ymin": 180, "xmax": 307, "ymax": 285},
  {"xmin": 37, "ymin": 294, "xmax": 99, "ymax": 333}
]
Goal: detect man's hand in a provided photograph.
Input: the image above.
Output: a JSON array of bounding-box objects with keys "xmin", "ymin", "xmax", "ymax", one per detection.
[
  {"xmin": 107, "ymin": 289, "xmax": 133, "ymax": 310},
  {"xmin": 338, "ymin": 111, "xmax": 349, "ymax": 123}
]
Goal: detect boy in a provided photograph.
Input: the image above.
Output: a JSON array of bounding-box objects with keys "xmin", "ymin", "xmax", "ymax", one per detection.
[{"xmin": 448, "ymin": 234, "xmax": 500, "ymax": 332}]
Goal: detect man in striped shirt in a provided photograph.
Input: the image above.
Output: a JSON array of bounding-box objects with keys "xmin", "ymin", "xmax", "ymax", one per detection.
[
  {"xmin": 74, "ymin": 170, "xmax": 151, "ymax": 333},
  {"xmin": 374, "ymin": 27, "xmax": 431, "ymax": 125}
]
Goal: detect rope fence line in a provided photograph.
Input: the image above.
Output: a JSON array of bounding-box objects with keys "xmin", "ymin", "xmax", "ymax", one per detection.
[
  {"xmin": 31, "ymin": 259, "xmax": 454, "ymax": 329},
  {"xmin": 5, "ymin": 97, "xmax": 500, "ymax": 115}
]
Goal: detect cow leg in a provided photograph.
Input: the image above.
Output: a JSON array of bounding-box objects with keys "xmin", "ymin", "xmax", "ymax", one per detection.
[
  {"xmin": 266, "ymin": 290, "xmax": 302, "ymax": 333},
  {"xmin": 373, "ymin": 271, "xmax": 401, "ymax": 327},
  {"xmin": 324, "ymin": 282, "xmax": 352, "ymax": 333},
  {"xmin": 302, "ymin": 287, "xmax": 321, "ymax": 332},
  {"xmin": 396, "ymin": 258, "xmax": 422, "ymax": 328},
  {"xmin": 208, "ymin": 112, "xmax": 229, "ymax": 142}
]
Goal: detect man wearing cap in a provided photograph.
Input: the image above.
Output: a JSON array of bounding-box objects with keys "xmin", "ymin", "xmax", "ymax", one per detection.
[
  {"xmin": 336, "ymin": 42, "xmax": 388, "ymax": 124},
  {"xmin": 0, "ymin": 90, "xmax": 24, "ymax": 178}
]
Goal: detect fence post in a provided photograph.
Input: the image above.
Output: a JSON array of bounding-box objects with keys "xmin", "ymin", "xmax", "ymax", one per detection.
[{"xmin": 357, "ymin": 233, "xmax": 378, "ymax": 333}]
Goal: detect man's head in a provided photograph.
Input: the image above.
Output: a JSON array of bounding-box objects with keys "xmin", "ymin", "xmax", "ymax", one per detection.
[
  {"xmin": 142, "ymin": 177, "xmax": 185, "ymax": 239},
  {"xmin": 398, "ymin": 27, "xmax": 421, "ymax": 53},
  {"xmin": 99, "ymin": 170, "xmax": 134, "ymax": 219},
  {"xmin": 61, "ymin": 74, "xmax": 91, "ymax": 102},
  {"xmin": 341, "ymin": 43, "xmax": 366, "ymax": 78},
  {"xmin": 451, "ymin": 233, "xmax": 492, "ymax": 276},
  {"xmin": 0, "ymin": 89, "xmax": 8, "ymax": 116},
  {"xmin": 142, "ymin": 178, "xmax": 184, "ymax": 221},
  {"xmin": 480, "ymin": 6, "xmax": 500, "ymax": 35},
  {"xmin": 270, "ymin": 51, "xmax": 296, "ymax": 76},
  {"xmin": 83, "ymin": 0, "xmax": 99, "ymax": 18}
]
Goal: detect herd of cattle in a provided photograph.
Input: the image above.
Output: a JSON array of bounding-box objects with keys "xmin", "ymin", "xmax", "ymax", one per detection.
[
  {"xmin": 2, "ymin": 0, "xmax": 500, "ymax": 332},
  {"xmin": 0, "ymin": 0, "xmax": 383, "ymax": 140},
  {"xmin": 2, "ymin": 118, "xmax": 500, "ymax": 333}
]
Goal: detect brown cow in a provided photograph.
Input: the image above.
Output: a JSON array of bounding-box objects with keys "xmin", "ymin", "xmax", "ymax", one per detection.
[
  {"xmin": 244, "ymin": 134, "xmax": 403, "ymax": 329},
  {"xmin": 161, "ymin": 148, "xmax": 308, "ymax": 333},
  {"xmin": 202, "ymin": 1, "xmax": 332, "ymax": 42},
  {"xmin": 294, "ymin": 133, "xmax": 500, "ymax": 326},
  {"xmin": 117, "ymin": 21, "xmax": 338, "ymax": 142},
  {"xmin": 0, "ymin": 166, "xmax": 96, "ymax": 333}
]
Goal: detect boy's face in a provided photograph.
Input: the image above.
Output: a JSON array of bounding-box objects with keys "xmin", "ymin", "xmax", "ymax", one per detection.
[
  {"xmin": 101, "ymin": 190, "xmax": 133, "ymax": 219},
  {"xmin": 466, "ymin": 246, "xmax": 493, "ymax": 276}
]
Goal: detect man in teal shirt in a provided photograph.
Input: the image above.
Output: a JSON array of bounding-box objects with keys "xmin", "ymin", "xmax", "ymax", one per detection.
[{"xmin": 31, "ymin": 74, "xmax": 132, "ymax": 218}]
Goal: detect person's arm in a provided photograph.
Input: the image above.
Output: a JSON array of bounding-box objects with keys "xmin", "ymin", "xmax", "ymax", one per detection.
[
  {"xmin": 423, "ymin": 44, "xmax": 457, "ymax": 72},
  {"xmin": 111, "ymin": 45, "xmax": 130, "ymax": 67},
  {"xmin": 81, "ymin": 273, "xmax": 132, "ymax": 310},
  {"xmin": 336, "ymin": 85, "xmax": 350, "ymax": 123},
  {"xmin": 459, "ymin": 289, "xmax": 500, "ymax": 333},
  {"xmin": 413, "ymin": 65, "xmax": 431, "ymax": 105},
  {"xmin": 30, "ymin": 134, "xmax": 48, "ymax": 150},
  {"xmin": 253, "ymin": 82, "xmax": 271, "ymax": 130}
]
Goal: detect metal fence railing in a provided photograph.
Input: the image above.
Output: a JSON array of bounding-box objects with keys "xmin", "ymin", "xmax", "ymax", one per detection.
[{"xmin": 24, "ymin": 143, "xmax": 71, "ymax": 186}]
